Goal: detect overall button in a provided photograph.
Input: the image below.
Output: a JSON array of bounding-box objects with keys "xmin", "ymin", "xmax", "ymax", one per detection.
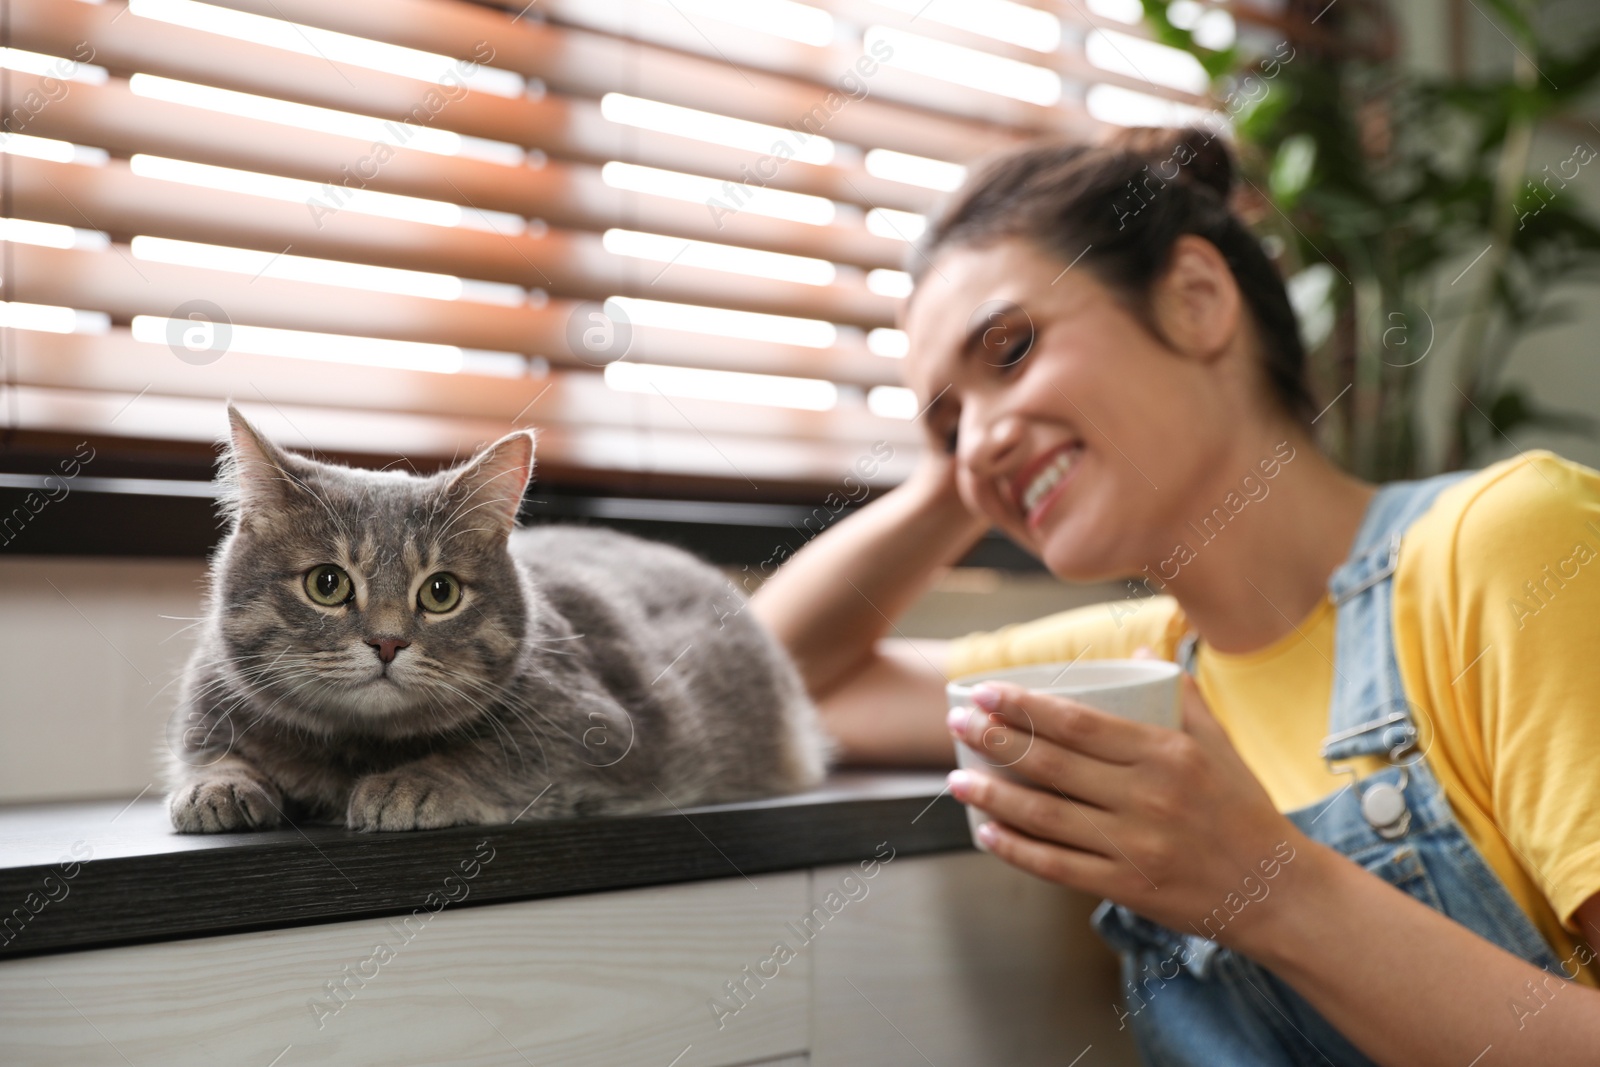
[{"xmin": 1360, "ymin": 781, "xmax": 1411, "ymax": 838}]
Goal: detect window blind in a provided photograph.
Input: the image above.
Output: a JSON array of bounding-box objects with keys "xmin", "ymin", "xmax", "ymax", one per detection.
[{"xmin": 1, "ymin": 0, "xmax": 1230, "ymax": 496}]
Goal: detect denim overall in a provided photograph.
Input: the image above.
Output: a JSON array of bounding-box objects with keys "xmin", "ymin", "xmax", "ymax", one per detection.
[{"xmin": 1091, "ymin": 470, "xmax": 1567, "ymax": 1065}]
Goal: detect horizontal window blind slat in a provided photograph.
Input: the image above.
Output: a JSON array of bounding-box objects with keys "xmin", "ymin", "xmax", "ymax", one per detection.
[
  {"xmin": 16, "ymin": 73, "xmax": 900, "ymax": 271},
  {"xmin": 15, "ymin": 0, "xmax": 533, "ymax": 150},
  {"xmin": 14, "ymin": 157, "xmax": 898, "ymax": 329},
  {"xmin": 7, "ymin": 330, "xmax": 919, "ymax": 445},
  {"xmin": 949, "ymin": 0, "xmax": 1161, "ymax": 37},
  {"xmin": 4, "ymin": 385, "xmax": 913, "ymax": 488},
  {"xmin": 7, "ymin": 244, "xmax": 905, "ymax": 386},
  {"xmin": 543, "ymin": 0, "xmax": 1206, "ymax": 112},
  {"xmin": 1035, "ymin": 0, "xmax": 1294, "ymax": 37},
  {"xmin": 529, "ymin": 0, "xmax": 1111, "ymax": 131},
  {"xmin": 13, "ymin": 1, "xmax": 944, "ymax": 214},
  {"xmin": 814, "ymin": 0, "xmax": 1080, "ymax": 66},
  {"xmin": 810, "ymin": 0, "xmax": 1210, "ymax": 107},
  {"xmin": 150, "ymin": 0, "xmax": 1042, "ymax": 159}
]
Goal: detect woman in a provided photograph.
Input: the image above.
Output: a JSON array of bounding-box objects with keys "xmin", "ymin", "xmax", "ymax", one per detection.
[{"xmin": 749, "ymin": 127, "xmax": 1600, "ymax": 1065}]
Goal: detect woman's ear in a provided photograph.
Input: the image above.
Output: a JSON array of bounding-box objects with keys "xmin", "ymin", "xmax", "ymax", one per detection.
[{"xmin": 1148, "ymin": 234, "xmax": 1241, "ymax": 364}]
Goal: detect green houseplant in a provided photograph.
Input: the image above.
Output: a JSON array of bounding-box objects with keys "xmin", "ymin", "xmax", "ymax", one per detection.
[{"xmin": 1142, "ymin": 0, "xmax": 1600, "ymax": 479}]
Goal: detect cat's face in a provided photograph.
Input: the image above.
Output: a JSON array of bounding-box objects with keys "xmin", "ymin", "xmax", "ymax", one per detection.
[{"xmin": 208, "ymin": 408, "xmax": 534, "ymax": 741}]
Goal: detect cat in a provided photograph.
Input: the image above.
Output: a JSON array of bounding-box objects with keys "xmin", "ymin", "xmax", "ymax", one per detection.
[{"xmin": 165, "ymin": 405, "xmax": 834, "ymax": 832}]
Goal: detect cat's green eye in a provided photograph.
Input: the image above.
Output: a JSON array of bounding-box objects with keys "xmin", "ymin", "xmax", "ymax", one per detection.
[
  {"xmin": 305, "ymin": 564, "xmax": 354, "ymax": 607},
  {"xmin": 418, "ymin": 572, "xmax": 462, "ymax": 613}
]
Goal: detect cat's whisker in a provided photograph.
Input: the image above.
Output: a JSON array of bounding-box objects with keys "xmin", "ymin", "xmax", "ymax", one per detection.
[
  {"xmin": 499, "ymin": 706, "xmax": 553, "ymax": 775},
  {"xmin": 423, "ymin": 678, "xmax": 526, "ymax": 773},
  {"xmin": 159, "ymin": 622, "xmax": 209, "ymax": 646},
  {"xmin": 157, "ymin": 616, "xmax": 211, "ymax": 643},
  {"xmin": 172, "ymin": 659, "xmax": 299, "ymax": 708},
  {"xmin": 445, "ymin": 675, "xmax": 564, "ymax": 764},
  {"xmin": 253, "ymin": 671, "xmax": 337, "ymax": 726},
  {"xmin": 456, "ymin": 675, "xmax": 583, "ymax": 755},
  {"xmin": 443, "ymin": 527, "xmax": 498, "ymax": 542},
  {"xmin": 272, "ymin": 465, "xmax": 354, "ymax": 543},
  {"xmin": 190, "ymin": 653, "xmax": 332, "ymax": 728},
  {"xmin": 434, "ymin": 464, "xmax": 528, "ymax": 546}
]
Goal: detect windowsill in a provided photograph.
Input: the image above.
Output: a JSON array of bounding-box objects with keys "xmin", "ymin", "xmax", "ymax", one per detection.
[
  {"xmin": 0, "ymin": 770, "xmax": 968, "ymax": 959},
  {"xmin": 0, "ymin": 477, "xmax": 1043, "ymax": 568}
]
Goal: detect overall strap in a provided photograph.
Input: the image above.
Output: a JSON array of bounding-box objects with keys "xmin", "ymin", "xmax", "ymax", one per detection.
[
  {"xmin": 1321, "ymin": 470, "xmax": 1476, "ymax": 763},
  {"xmin": 1176, "ymin": 628, "xmax": 1199, "ymax": 676}
]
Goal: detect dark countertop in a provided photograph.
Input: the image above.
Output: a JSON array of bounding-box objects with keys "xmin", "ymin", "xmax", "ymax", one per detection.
[{"xmin": 0, "ymin": 771, "xmax": 970, "ymax": 959}]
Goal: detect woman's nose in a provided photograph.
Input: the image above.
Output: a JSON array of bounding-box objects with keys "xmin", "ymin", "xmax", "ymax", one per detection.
[{"xmin": 964, "ymin": 410, "xmax": 1026, "ymax": 477}]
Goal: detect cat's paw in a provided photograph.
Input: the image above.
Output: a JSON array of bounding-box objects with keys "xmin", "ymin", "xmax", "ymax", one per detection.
[
  {"xmin": 346, "ymin": 769, "xmax": 494, "ymax": 832},
  {"xmin": 169, "ymin": 773, "xmax": 284, "ymax": 833}
]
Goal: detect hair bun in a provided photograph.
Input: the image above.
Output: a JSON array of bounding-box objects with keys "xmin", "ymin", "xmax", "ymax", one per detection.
[{"xmin": 1103, "ymin": 126, "xmax": 1235, "ymax": 201}]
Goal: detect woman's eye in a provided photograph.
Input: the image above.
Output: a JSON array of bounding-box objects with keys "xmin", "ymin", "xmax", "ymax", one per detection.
[
  {"xmin": 977, "ymin": 315, "xmax": 1033, "ymax": 368},
  {"xmin": 943, "ymin": 426, "xmax": 959, "ymax": 455},
  {"xmin": 1000, "ymin": 327, "xmax": 1034, "ymax": 367},
  {"xmin": 304, "ymin": 564, "xmax": 354, "ymax": 607},
  {"xmin": 418, "ymin": 572, "xmax": 462, "ymax": 613}
]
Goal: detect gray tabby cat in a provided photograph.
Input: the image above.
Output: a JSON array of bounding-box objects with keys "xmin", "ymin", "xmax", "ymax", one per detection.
[{"xmin": 165, "ymin": 406, "xmax": 833, "ymax": 832}]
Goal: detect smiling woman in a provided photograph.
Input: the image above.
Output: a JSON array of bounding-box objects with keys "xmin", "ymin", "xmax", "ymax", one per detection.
[{"xmin": 749, "ymin": 127, "xmax": 1600, "ymax": 1066}]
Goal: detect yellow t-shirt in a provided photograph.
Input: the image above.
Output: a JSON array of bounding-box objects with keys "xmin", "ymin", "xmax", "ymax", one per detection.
[{"xmin": 944, "ymin": 449, "xmax": 1600, "ymax": 985}]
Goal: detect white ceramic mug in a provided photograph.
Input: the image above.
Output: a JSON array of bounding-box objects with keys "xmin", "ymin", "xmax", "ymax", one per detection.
[{"xmin": 945, "ymin": 659, "xmax": 1182, "ymax": 851}]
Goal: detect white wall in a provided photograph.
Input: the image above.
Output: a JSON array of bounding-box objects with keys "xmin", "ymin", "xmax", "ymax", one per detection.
[{"xmin": 0, "ymin": 557, "xmax": 206, "ymax": 804}]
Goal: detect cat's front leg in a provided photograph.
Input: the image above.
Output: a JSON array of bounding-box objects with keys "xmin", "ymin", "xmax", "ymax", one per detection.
[
  {"xmin": 346, "ymin": 759, "xmax": 508, "ymax": 832},
  {"xmin": 168, "ymin": 755, "xmax": 286, "ymax": 833}
]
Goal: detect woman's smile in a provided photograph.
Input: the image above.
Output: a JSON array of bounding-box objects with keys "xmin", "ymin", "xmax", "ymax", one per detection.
[{"xmin": 1014, "ymin": 440, "xmax": 1085, "ymax": 530}]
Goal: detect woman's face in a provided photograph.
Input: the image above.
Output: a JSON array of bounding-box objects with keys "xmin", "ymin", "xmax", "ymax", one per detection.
[{"xmin": 901, "ymin": 237, "xmax": 1253, "ymax": 583}]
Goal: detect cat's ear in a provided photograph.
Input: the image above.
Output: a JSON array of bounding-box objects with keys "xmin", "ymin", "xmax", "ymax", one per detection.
[
  {"xmin": 220, "ymin": 404, "xmax": 298, "ymax": 518},
  {"xmin": 443, "ymin": 430, "xmax": 536, "ymax": 539}
]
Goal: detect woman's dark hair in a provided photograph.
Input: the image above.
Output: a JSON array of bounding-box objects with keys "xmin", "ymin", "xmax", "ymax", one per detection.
[{"xmin": 912, "ymin": 126, "xmax": 1316, "ymax": 429}]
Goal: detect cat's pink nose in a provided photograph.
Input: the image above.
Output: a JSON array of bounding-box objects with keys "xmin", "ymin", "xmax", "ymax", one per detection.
[{"xmin": 366, "ymin": 637, "xmax": 411, "ymax": 664}]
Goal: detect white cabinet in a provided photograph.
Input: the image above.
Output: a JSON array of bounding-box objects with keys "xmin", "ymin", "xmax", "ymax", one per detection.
[
  {"xmin": 811, "ymin": 852, "xmax": 1136, "ymax": 1067},
  {"xmin": 0, "ymin": 872, "xmax": 811, "ymax": 1067},
  {"xmin": 0, "ymin": 855, "xmax": 1138, "ymax": 1066}
]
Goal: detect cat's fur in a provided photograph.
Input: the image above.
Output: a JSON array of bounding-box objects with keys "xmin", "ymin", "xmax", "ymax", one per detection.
[{"xmin": 165, "ymin": 406, "xmax": 833, "ymax": 832}]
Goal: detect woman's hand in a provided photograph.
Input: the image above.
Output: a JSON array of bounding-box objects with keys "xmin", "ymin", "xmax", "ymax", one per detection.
[
  {"xmin": 746, "ymin": 418, "xmax": 987, "ymax": 711},
  {"xmin": 945, "ymin": 663, "xmax": 1309, "ymax": 954},
  {"xmin": 945, "ymin": 670, "xmax": 1600, "ymax": 1067},
  {"xmin": 903, "ymin": 421, "xmax": 971, "ymax": 515}
]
